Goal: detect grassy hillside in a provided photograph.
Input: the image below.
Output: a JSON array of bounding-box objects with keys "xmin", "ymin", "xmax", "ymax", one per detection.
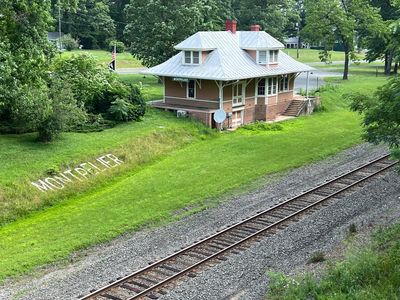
[
  {"xmin": 267, "ymin": 222, "xmax": 400, "ymax": 299},
  {"xmin": 0, "ymin": 74, "xmax": 388, "ymax": 281},
  {"xmin": 61, "ymin": 50, "xmax": 143, "ymax": 68},
  {"xmin": 0, "ymin": 110, "xmax": 213, "ymax": 225}
]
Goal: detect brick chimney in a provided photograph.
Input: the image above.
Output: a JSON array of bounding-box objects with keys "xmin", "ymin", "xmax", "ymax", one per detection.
[
  {"xmin": 225, "ymin": 19, "xmax": 237, "ymax": 34},
  {"xmin": 250, "ymin": 24, "xmax": 260, "ymax": 32}
]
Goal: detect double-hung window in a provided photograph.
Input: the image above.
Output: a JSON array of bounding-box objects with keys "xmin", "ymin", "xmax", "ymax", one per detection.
[
  {"xmin": 280, "ymin": 75, "xmax": 289, "ymax": 92},
  {"xmin": 257, "ymin": 50, "xmax": 267, "ymax": 64},
  {"xmin": 257, "ymin": 78, "xmax": 266, "ymax": 96},
  {"xmin": 269, "ymin": 50, "xmax": 279, "ymax": 64},
  {"xmin": 268, "ymin": 77, "xmax": 278, "ymax": 95},
  {"xmin": 187, "ymin": 80, "xmax": 196, "ymax": 98},
  {"xmin": 184, "ymin": 51, "xmax": 201, "ymax": 65},
  {"xmin": 232, "ymin": 83, "xmax": 244, "ymax": 106}
]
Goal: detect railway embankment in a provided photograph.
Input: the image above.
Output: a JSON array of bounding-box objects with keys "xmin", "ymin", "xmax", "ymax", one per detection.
[{"xmin": 1, "ymin": 143, "xmax": 399, "ymax": 300}]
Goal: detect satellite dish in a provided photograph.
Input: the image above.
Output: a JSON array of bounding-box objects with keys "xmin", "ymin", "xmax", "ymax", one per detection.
[{"xmin": 213, "ymin": 109, "xmax": 227, "ymax": 123}]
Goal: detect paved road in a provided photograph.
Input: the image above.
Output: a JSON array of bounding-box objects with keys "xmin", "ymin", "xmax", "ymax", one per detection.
[{"xmin": 294, "ymin": 69, "xmax": 342, "ymax": 92}]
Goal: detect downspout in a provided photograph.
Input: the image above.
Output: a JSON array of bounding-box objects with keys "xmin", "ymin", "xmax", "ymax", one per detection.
[{"xmin": 218, "ymin": 80, "xmax": 223, "ymax": 110}]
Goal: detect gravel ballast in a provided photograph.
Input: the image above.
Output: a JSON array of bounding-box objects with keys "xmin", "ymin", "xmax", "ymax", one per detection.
[{"xmin": 1, "ymin": 143, "xmax": 399, "ymax": 300}]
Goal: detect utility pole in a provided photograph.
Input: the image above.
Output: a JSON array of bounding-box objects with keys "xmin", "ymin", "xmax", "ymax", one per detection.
[
  {"xmin": 296, "ymin": 22, "xmax": 300, "ymax": 59},
  {"xmin": 58, "ymin": 0, "xmax": 62, "ymax": 51}
]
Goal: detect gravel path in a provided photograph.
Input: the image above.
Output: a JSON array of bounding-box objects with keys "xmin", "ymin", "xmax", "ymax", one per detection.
[{"xmin": 1, "ymin": 143, "xmax": 399, "ymax": 300}]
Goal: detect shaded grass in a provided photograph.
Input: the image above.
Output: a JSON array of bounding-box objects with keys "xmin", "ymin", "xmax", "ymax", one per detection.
[
  {"xmin": 60, "ymin": 50, "xmax": 143, "ymax": 68},
  {"xmin": 117, "ymin": 74, "xmax": 163, "ymax": 101},
  {"xmin": 266, "ymin": 222, "xmax": 400, "ymax": 299},
  {"xmin": 0, "ymin": 109, "xmax": 212, "ymax": 225},
  {"xmin": 0, "ymin": 74, "xmax": 390, "ymax": 282}
]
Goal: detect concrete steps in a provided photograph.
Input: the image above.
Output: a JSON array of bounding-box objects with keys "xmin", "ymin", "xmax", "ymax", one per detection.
[{"xmin": 282, "ymin": 100, "xmax": 305, "ymax": 117}]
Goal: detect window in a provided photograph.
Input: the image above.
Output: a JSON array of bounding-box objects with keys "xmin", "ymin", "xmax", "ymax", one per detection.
[
  {"xmin": 257, "ymin": 78, "xmax": 266, "ymax": 96},
  {"xmin": 268, "ymin": 77, "xmax": 278, "ymax": 95},
  {"xmin": 193, "ymin": 51, "xmax": 200, "ymax": 64},
  {"xmin": 185, "ymin": 51, "xmax": 191, "ymax": 64},
  {"xmin": 257, "ymin": 50, "xmax": 267, "ymax": 64},
  {"xmin": 232, "ymin": 83, "xmax": 244, "ymax": 106},
  {"xmin": 183, "ymin": 51, "xmax": 201, "ymax": 65},
  {"xmin": 269, "ymin": 50, "xmax": 279, "ymax": 63},
  {"xmin": 187, "ymin": 80, "xmax": 196, "ymax": 98},
  {"xmin": 280, "ymin": 75, "xmax": 289, "ymax": 92}
]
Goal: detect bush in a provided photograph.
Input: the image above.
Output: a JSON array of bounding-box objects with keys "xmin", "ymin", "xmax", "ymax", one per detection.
[
  {"xmin": 61, "ymin": 34, "xmax": 79, "ymax": 51},
  {"xmin": 37, "ymin": 78, "xmax": 86, "ymax": 142},
  {"xmin": 308, "ymin": 251, "xmax": 326, "ymax": 264},
  {"xmin": 108, "ymin": 40, "xmax": 126, "ymax": 53},
  {"xmin": 239, "ymin": 121, "xmax": 283, "ymax": 132},
  {"xmin": 107, "ymin": 85, "xmax": 146, "ymax": 122}
]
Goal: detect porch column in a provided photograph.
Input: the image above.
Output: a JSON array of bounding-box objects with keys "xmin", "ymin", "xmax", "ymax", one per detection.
[{"xmin": 218, "ymin": 80, "xmax": 223, "ymax": 110}]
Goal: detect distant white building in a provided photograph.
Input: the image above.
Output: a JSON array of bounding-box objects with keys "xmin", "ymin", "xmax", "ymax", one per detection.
[
  {"xmin": 48, "ymin": 32, "xmax": 64, "ymax": 49},
  {"xmin": 285, "ymin": 37, "xmax": 310, "ymax": 49}
]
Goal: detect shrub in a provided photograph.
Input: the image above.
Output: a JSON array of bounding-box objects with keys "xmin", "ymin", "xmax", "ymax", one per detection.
[
  {"xmin": 61, "ymin": 34, "xmax": 79, "ymax": 51},
  {"xmin": 308, "ymin": 251, "xmax": 326, "ymax": 264},
  {"xmin": 239, "ymin": 121, "xmax": 283, "ymax": 132},
  {"xmin": 37, "ymin": 78, "xmax": 86, "ymax": 142},
  {"xmin": 108, "ymin": 40, "xmax": 126, "ymax": 53}
]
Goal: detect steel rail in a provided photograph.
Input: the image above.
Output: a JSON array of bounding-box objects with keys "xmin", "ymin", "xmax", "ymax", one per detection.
[{"xmin": 80, "ymin": 154, "xmax": 396, "ymax": 300}]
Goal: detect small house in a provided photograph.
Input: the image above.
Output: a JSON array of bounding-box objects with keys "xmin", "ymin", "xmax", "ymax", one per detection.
[{"xmin": 142, "ymin": 20, "xmax": 314, "ymax": 128}]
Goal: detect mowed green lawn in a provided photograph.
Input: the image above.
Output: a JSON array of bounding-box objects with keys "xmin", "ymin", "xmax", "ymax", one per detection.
[
  {"xmin": 0, "ymin": 75, "xmax": 388, "ymax": 281},
  {"xmin": 118, "ymin": 74, "xmax": 163, "ymax": 101},
  {"xmin": 61, "ymin": 50, "xmax": 143, "ymax": 68},
  {"xmin": 286, "ymin": 48, "xmax": 365, "ymax": 63}
]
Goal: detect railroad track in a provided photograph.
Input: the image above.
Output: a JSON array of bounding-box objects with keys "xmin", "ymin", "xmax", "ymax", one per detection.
[{"xmin": 79, "ymin": 154, "xmax": 397, "ymax": 300}]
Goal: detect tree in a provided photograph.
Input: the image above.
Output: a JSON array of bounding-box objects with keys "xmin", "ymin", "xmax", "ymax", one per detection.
[
  {"xmin": 109, "ymin": 0, "xmax": 130, "ymax": 42},
  {"xmin": 301, "ymin": 0, "xmax": 383, "ymax": 80},
  {"xmin": 365, "ymin": 0, "xmax": 400, "ymax": 75},
  {"xmin": 232, "ymin": 0, "xmax": 298, "ymax": 41},
  {"xmin": 54, "ymin": 0, "xmax": 116, "ymax": 49},
  {"xmin": 0, "ymin": 0, "xmax": 54, "ymax": 133},
  {"xmin": 124, "ymin": 0, "xmax": 232, "ymax": 67},
  {"xmin": 350, "ymin": 76, "xmax": 400, "ymax": 160}
]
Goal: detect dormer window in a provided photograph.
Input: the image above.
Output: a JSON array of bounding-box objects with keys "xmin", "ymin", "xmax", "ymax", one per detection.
[
  {"xmin": 256, "ymin": 50, "xmax": 279, "ymax": 65},
  {"xmin": 257, "ymin": 51, "xmax": 267, "ymax": 64},
  {"xmin": 269, "ymin": 50, "xmax": 279, "ymax": 63},
  {"xmin": 183, "ymin": 51, "xmax": 201, "ymax": 65}
]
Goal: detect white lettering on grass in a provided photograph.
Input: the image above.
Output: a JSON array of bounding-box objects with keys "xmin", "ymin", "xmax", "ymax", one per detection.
[
  {"xmin": 31, "ymin": 154, "xmax": 124, "ymax": 192},
  {"xmin": 31, "ymin": 180, "xmax": 54, "ymax": 192}
]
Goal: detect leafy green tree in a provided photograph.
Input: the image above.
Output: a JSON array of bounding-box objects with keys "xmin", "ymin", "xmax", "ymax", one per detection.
[
  {"xmin": 232, "ymin": 0, "xmax": 298, "ymax": 40},
  {"xmin": 0, "ymin": 0, "xmax": 54, "ymax": 133},
  {"xmin": 365, "ymin": 0, "xmax": 400, "ymax": 75},
  {"xmin": 350, "ymin": 76, "xmax": 400, "ymax": 160},
  {"xmin": 124, "ymin": 0, "xmax": 232, "ymax": 67},
  {"xmin": 56, "ymin": 0, "xmax": 116, "ymax": 49},
  {"xmin": 302, "ymin": 0, "xmax": 383, "ymax": 80},
  {"xmin": 38, "ymin": 79, "xmax": 86, "ymax": 142},
  {"xmin": 109, "ymin": 0, "xmax": 130, "ymax": 42}
]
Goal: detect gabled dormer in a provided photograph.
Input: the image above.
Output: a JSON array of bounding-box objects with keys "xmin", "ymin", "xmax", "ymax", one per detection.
[
  {"xmin": 174, "ymin": 32, "xmax": 216, "ymax": 66},
  {"xmin": 239, "ymin": 24, "xmax": 285, "ymax": 67}
]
